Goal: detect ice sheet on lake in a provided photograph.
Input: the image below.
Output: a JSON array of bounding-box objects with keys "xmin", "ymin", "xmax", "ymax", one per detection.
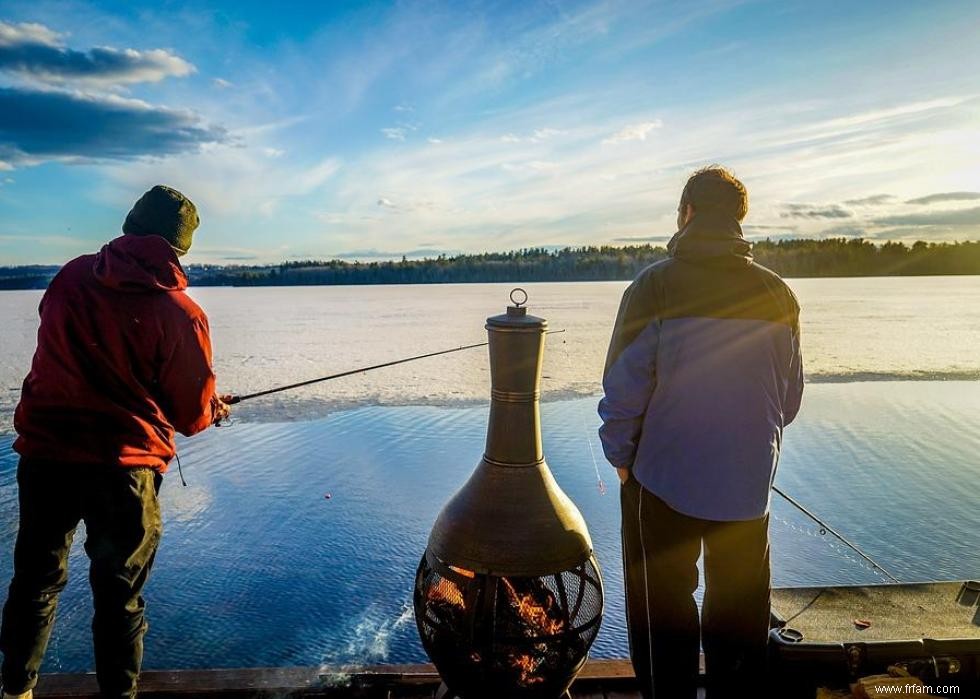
[{"xmin": 2, "ymin": 278, "xmax": 980, "ymax": 429}]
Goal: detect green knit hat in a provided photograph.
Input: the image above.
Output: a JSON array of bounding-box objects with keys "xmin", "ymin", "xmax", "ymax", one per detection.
[{"xmin": 122, "ymin": 185, "xmax": 199, "ymax": 255}]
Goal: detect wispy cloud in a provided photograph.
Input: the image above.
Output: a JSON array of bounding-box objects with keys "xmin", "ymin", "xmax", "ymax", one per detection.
[
  {"xmin": 374, "ymin": 195, "xmax": 441, "ymax": 213},
  {"xmin": 279, "ymin": 90, "xmax": 979, "ymax": 255},
  {"xmin": 843, "ymin": 194, "xmax": 894, "ymax": 206},
  {"xmin": 0, "ymin": 21, "xmax": 61, "ymax": 46},
  {"xmin": 780, "ymin": 203, "xmax": 852, "ymax": 219},
  {"xmin": 500, "ymin": 128, "xmax": 563, "ymax": 144},
  {"xmin": 500, "ymin": 160, "xmax": 560, "ymax": 174},
  {"xmin": 331, "ymin": 247, "xmax": 460, "ymax": 260},
  {"xmin": 743, "ymin": 223, "xmax": 800, "ymax": 231},
  {"xmin": 602, "ymin": 120, "xmax": 663, "ymax": 144},
  {"xmin": 381, "ymin": 127, "xmax": 407, "ymax": 141},
  {"xmin": 292, "ymin": 158, "xmax": 340, "ymax": 194},
  {"xmin": 904, "ymin": 191, "xmax": 980, "ymax": 205},
  {"xmin": 99, "ymin": 147, "xmax": 340, "ymax": 221},
  {"xmin": 0, "ymin": 20, "xmax": 194, "ymax": 86},
  {"xmin": 874, "ymin": 206, "xmax": 980, "ymax": 227},
  {"xmin": 613, "ymin": 235, "xmax": 673, "ymax": 243},
  {"xmin": 187, "ymin": 245, "xmax": 266, "ymax": 262}
]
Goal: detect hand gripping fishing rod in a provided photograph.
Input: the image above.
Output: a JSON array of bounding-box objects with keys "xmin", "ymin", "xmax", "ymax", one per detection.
[
  {"xmin": 226, "ymin": 329, "xmax": 566, "ymax": 404},
  {"xmin": 772, "ymin": 485, "xmax": 901, "ymax": 583}
]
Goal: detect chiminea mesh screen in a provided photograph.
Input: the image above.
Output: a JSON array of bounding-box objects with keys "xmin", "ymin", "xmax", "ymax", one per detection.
[{"xmin": 414, "ymin": 550, "xmax": 603, "ymax": 699}]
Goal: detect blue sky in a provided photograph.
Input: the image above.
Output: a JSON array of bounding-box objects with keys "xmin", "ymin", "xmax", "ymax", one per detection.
[{"xmin": 1, "ymin": 0, "xmax": 979, "ymax": 264}]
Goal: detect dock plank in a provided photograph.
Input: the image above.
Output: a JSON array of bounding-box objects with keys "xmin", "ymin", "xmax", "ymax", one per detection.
[{"xmin": 35, "ymin": 660, "xmax": 646, "ymax": 698}]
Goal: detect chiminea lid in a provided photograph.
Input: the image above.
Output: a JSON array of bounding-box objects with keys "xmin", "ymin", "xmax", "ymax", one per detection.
[{"xmin": 486, "ymin": 287, "xmax": 547, "ymax": 330}]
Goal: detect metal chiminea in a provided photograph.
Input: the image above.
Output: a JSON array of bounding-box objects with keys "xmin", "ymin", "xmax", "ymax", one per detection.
[{"xmin": 414, "ymin": 289, "xmax": 603, "ymax": 699}]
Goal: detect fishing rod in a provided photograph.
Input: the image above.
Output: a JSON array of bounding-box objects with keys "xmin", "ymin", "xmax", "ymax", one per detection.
[
  {"xmin": 772, "ymin": 484, "xmax": 901, "ymax": 583},
  {"xmin": 227, "ymin": 329, "xmax": 567, "ymax": 404}
]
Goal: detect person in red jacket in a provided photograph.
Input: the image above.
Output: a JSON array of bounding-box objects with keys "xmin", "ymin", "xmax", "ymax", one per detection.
[{"xmin": 0, "ymin": 185, "xmax": 230, "ymax": 699}]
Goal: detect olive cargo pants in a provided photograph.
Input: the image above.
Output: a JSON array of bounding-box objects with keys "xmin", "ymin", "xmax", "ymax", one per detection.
[
  {"xmin": 620, "ymin": 477, "xmax": 771, "ymax": 699},
  {"xmin": 0, "ymin": 458, "xmax": 162, "ymax": 698}
]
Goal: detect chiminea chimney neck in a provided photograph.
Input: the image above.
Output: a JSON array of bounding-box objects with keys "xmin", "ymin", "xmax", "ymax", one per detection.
[{"xmin": 483, "ymin": 299, "xmax": 545, "ymax": 464}]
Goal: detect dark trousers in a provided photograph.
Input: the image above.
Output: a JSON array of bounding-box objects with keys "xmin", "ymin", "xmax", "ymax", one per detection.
[
  {"xmin": 620, "ymin": 477, "xmax": 771, "ymax": 699},
  {"xmin": 0, "ymin": 458, "xmax": 162, "ymax": 698}
]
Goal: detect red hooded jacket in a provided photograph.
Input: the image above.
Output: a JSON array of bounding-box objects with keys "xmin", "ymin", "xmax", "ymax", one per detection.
[{"xmin": 13, "ymin": 235, "xmax": 219, "ymax": 472}]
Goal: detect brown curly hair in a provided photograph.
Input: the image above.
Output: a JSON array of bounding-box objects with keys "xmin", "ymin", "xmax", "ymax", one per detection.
[{"xmin": 680, "ymin": 165, "xmax": 748, "ymax": 221}]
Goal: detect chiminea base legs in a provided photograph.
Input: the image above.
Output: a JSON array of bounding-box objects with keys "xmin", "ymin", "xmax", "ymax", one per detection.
[{"xmin": 435, "ymin": 686, "xmax": 572, "ymax": 699}]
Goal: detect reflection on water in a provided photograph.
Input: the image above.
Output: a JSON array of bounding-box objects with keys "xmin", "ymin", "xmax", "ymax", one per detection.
[{"xmin": 0, "ymin": 382, "xmax": 977, "ymax": 672}]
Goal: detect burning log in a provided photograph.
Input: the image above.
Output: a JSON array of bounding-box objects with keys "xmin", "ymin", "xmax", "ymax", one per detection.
[
  {"xmin": 510, "ymin": 653, "xmax": 547, "ymax": 686},
  {"xmin": 500, "ymin": 577, "xmax": 566, "ymax": 637},
  {"xmin": 427, "ymin": 577, "xmax": 466, "ymax": 611}
]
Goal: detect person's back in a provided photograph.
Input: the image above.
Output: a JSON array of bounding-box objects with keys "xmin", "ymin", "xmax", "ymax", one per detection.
[
  {"xmin": 1, "ymin": 186, "xmax": 229, "ymax": 699},
  {"xmin": 599, "ymin": 166, "xmax": 804, "ymax": 699},
  {"xmin": 603, "ymin": 220, "xmax": 802, "ymax": 520},
  {"xmin": 14, "ymin": 233, "xmax": 218, "ymax": 469}
]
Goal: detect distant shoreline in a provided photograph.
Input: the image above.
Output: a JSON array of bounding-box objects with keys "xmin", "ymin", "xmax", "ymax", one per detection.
[{"xmin": 2, "ymin": 238, "xmax": 979, "ymax": 290}]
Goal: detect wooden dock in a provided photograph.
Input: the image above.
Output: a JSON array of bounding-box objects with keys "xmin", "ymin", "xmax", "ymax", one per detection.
[
  {"xmin": 32, "ymin": 583, "xmax": 978, "ymax": 697},
  {"xmin": 35, "ymin": 659, "xmax": 665, "ymax": 698}
]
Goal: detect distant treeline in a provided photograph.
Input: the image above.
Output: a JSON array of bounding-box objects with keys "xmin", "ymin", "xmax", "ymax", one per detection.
[
  {"xmin": 189, "ymin": 238, "xmax": 980, "ymax": 285},
  {"xmin": 0, "ymin": 265, "xmax": 60, "ymax": 290},
  {"xmin": 2, "ymin": 238, "xmax": 979, "ymax": 290}
]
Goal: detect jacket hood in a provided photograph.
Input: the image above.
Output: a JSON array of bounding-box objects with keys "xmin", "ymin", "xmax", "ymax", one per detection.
[
  {"xmin": 93, "ymin": 235, "xmax": 188, "ymax": 292},
  {"xmin": 667, "ymin": 212, "xmax": 752, "ymax": 266}
]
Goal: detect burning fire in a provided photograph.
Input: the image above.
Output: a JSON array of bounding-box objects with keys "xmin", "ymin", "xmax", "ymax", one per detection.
[
  {"xmin": 511, "ymin": 653, "xmax": 546, "ymax": 685},
  {"xmin": 427, "ymin": 578, "xmax": 465, "ymax": 610},
  {"xmin": 501, "ymin": 578, "xmax": 566, "ymax": 636},
  {"xmin": 426, "ymin": 565, "xmax": 476, "ymax": 610},
  {"xmin": 422, "ymin": 566, "xmax": 575, "ymax": 690}
]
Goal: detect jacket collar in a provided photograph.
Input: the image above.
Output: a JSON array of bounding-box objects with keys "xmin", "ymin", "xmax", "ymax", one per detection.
[
  {"xmin": 667, "ymin": 211, "xmax": 752, "ymax": 265},
  {"xmin": 92, "ymin": 235, "xmax": 188, "ymax": 292}
]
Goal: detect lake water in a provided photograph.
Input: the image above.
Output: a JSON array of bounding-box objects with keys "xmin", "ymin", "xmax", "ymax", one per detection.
[{"xmin": 0, "ymin": 277, "xmax": 978, "ymax": 672}]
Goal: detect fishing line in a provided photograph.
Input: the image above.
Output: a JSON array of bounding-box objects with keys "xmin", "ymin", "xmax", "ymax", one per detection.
[
  {"xmin": 772, "ymin": 485, "xmax": 900, "ymax": 583},
  {"xmin": 585, "ymin": 434, "xmax": 607, "ymax": 495},
  {"xmin": 772, "ymin": 513, "xmax": 890, "ymax": 581},
  {"xmin": 227, "ymin": 330, "xmax": 566, "ymax": 404}
]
